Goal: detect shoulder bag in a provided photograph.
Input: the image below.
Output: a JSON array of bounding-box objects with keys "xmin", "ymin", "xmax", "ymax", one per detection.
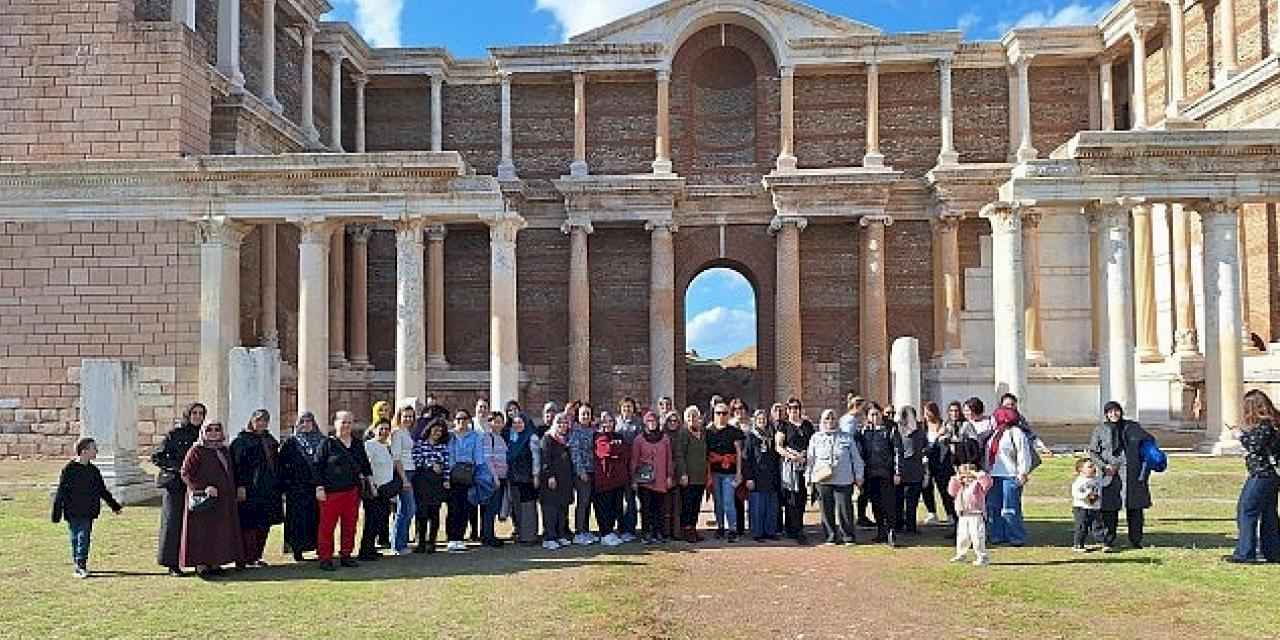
[{"xmin": 811, "ymin": 435, "xmax": 836, "ymax": 484}]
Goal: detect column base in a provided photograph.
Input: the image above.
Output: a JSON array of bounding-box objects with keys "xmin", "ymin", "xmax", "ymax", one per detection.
[
  {"xmin": 258, "ymin": 331, "xmax": 279, "ymax": 349},
  {"xmin": 347, "ymin": 357, "xmax": 373, "ymax": 371},
  {"xmin": 936, "ymin": 149, "xmax": 960, "ymax": 167},
  {"xmin": 775, "ymin": 154, "xmax": 798, "ymax": 173},
  {"xmin": 304, "ymin": 127, "xmax": 322, "ymax": 147},
  {"xmin": 1016, "ymin": 146, "xmax": 1039, "ymax": 163},
  {"xmin": 568, "ymin": 160, "xmax": 589, "ymax": 177},
  {"xmin": 1025, "ymin": 350, "xmax": 1050, "ymax": 367},
  {"xmin": 651, "ymin": 159, "xmax": 673, "ymax": 175},
  {"xmin": 427, "ymin": 355, "xmax": 451, "ymax": 370},
  {"xmin": 328, "ymin": 354, "xmax": 349, "ymax": 369},
  {"xmin": 264, "ymin": 96, "xmax": 283, "ymax": 114},
  {"xmin": 940, "ymin": 349, "xmax": 969, "ymax": 368},
  {"xmin": 1200, "ymin": 433, "xmax": 1244, "ymax": 456},
  {"xmin": 221, "ymin": 67, "xmax": 246, "ymax": 95},
  {"xmin": 1215, "ymin": 67, "xmax": 1239, "ymax": 87},
  {"xmin": 862, "ymin": 152, "xmax": 885, "ymax": 168},
  {"xmin": 497, "ymin": 162, "xmax": 518, "ymax": 181},
  {"xmin": 1137, "ymin": 348, "xmax": 1164, "ymax": 363}
]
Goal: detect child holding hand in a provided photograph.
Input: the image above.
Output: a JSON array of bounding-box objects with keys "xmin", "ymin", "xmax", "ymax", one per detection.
[
  {"xmin": 948, "ymin": 463, "xmax": 993, "ymax": 566},
  {"xmin": 1071, "ymin": 458, "xmax": 1104, "ymax": 552}
]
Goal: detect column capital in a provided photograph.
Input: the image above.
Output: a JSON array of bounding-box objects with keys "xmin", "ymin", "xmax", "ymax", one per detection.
[
  {"xmin": 196, "ymin": 217, "xmax": 251, "ymax": 247},
  {"xmin": 933, "ymin": 212, "xmax": 963, "ymax": 233},
  {"xmin": 393, "ymin": 218, "xmax": 429, "ymax": 242},
  {"xmin": 866, "ymin": 60, "xmax": 879, "ymax": 74},
  {"xmin": 644, "ymin": 219, "xmax": 679, "ymax": 233},
  {"xmin": 484, "ymin": 214, "xmax": 527, "ymax": 244},
  {"xmin": 346, "ymin": 224, "xmax": 373, "ymax": 245},
  {"xmin": 936, "ymin": 56, "xmax": 954, "ymax": 72},
  {"xmin": 296, "ymin": 219, "xmax": 341, "ymax": 245},
  {"xmin": 655, "ymin": 68, "xmax": 671, "ymax": 82},
  {"xmin": 1083, "ymin": 199, "xmax": 1136, "ymax": 228},
  {"xmin": 430, "ymin": 74, "xmax": 444, "ymax": 89},
  {"xmin": 980, "ymin": 201, "xmax": 1024, "ymax": 234},
  {"xmin": 1011, "ymin": 52, "xmax": 1036, "ymax": 69},
  {"xmin": 778, "ymin": 64, "xmax": 794, "ymax": 78},
  {"xmin": 1021, "ymin": 210, "xmax": 1043, "ymax": 230},
  {"xmin": 768, "ymin": 215, "xmax": 808, "ymax": 235},
  {"xmin": 560, "ymin": 217, "xmax": 594, "ymax": 235},
  {"xmin": 322, "ymin": 45, "xmax": 347, "ymax": 63},
  {"xmin": 859, "ymin": 214, "xmax": 895, "ymax": 228},
  {"xmin": 1190, "ymin": 198, "xmax": 1242, "ymax": 221},
  {"xmin": 354, "ymin": 73, "xmax": 368, "ymax": 89},
  {"xmin": 573, "ymin": 70, "xmax": 586, "ymax": 83},
  {"xmin": 425, "ymin": 224, "xmax": 448, "ymax": 242},
  {"xmin": 498, "ymin": 70, "xmax": 513, "ymax": 85}
]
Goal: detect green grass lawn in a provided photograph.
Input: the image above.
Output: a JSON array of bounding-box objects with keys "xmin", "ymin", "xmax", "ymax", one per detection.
[{"xmin": 0, "ymin": 455, "xmax": 1273, "ymax": 639}]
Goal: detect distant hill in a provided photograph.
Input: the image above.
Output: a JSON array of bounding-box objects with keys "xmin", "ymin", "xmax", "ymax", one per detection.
[{"xmin": 720, "ymin": 345, "xmax": 757, "ymax": 369}]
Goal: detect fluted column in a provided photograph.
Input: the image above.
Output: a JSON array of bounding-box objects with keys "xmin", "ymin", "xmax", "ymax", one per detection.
[
  {"xmin": 1166, "ymin": 0, "xmax": 1188, "ymax": 119},
  {"xmin": 1200, "ymin": 200, "xmax": 1244, "ymax": 454},
  {"xmin": 1022, "ymin": 211, "xmax": 1047, "ymax": 365},
  {"xmin": 1219, "ymin": 0, "xmax": 1239, "ymax": 83},
  {"xmin": 647, "ymin": 221, "xmax": 676, "ymax": 403},
  {"xmin": 328, "ymin": 227, "xmax": 347, "ymax": 368},
  {"xmin": 217, "ymin": 0, "xmax": 245, "ymax": 93},
  {"xmin": 426, "ymin": 225, "xmax": 449, "ymax": 368},
  {"xmin": 325, "ymin": 46, "xmax": 345, "ymax": 152},
  {"xmin": 1014, "ymin": 55, "xmax": 1037, "ymax": 162},
  {"xmin": 300, "ymin": 24, "xmax": 319, "ymax": 144},
  {"xmin": 261, "ymin": 0, "xmax": 281, "ymax": 112},
  {"xmin": 771, "ymin": 216, "xmax": 806, "ymax": 401},
  {"xmin": 653, "ymin": 69, "xmax": 672, "ymax": 174},
  {"xmin": 198, "ymin": 218, "xmax": 249, "ymax": 423},
  {"xmin": 939, "ymin": 213, "xmax": 967, "ymax": 367},
  {"xmin": 430, "ymin": 76, "xmax": 443, "ymax": 152},
  {"xmin": 776, "ymin": 65, "xmax": 797, "ymax": 172},
  {"xmin": 864, "ymin": 62, "xmax": 884, "ymax": 167},
  {"xmin": 487, "ymin": 215, "xmax": 526, "ymax": 404},
  {"xmin": 1097, "ymin": 202, "xmax": 1137, "ymax": 416},
  {"xmin": 570, "ymin": 72, "xmax": 588, "ymax": 177},
  {"xmin": 1172, "ymin": 204, "xmax": 1201, "ymax": 356},
  {"xmin": 563, "ymin": 219, "xmax": 593, "ymax": 402},
  {"xmin": 983, "ymin": 203, "xmax": 1027, "ymax": 401},
  {"xmin": 1130, "ymin": 27, "xmax": 1149, "ymax": 130},
  {"xmin": 860, "ymin": 215, "xmax": 892, "ymax": 402},
  {"xmin": 937, "ymin": 58, "xmax": 959, "ymax": 166},
  {"xmin": 354, "ymin": 74, "xmax": 367, "ymax": 153},
  {"xmin": 297, "ymin": 221, "xmax": 335, "ymax": 424},
  {"xmin": 498, "ymin": 72, "xmax": 516, "ymax": 180},
  {"xmin": 258, "ymin": 223, "xmax": 278, "ymax": 348},
  {"xmin": 395, "ymin": 220, "xmax": 427, "ymax": 403},
  {"xmin": 347, "ymin": 225, "xmax": 372, "ymax": 370},
  {"xmin": 1133, "ymin": 205, "xmax": 1161, "ymax": 361}
]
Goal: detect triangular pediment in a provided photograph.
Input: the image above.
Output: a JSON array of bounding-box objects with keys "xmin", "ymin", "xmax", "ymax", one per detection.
[{"xmin": 569, "ymin": 0, "xmax": 881, "ymax": 46}]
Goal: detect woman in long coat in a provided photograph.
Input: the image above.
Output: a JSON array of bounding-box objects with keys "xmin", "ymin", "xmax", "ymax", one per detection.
[
  {"xmin": 279, "ymin": 411, "xmax": 324, "ymax": 561},
  {"xmin": 230, "ymin": 409, "xmax": 283, "ymax": 567},
  {"xmin": 180, "ymin": 421, "xmax": 244, "ymax": 577},
  {"xmin": 1088, "ymin": 401, "xmax": 1154, "ymax": 551},
  {"xmin": 151, "ymin": 402, "xmax": 205, "ymax": 576}
]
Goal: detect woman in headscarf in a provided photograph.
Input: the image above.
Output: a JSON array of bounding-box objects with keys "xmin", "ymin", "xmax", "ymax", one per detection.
[
  {"xmin": 389, "ymin": 402, "xmax": 418, "ymax": 555},
  {"xmin": 152, "ymin": 401, "xmax": 205, "ymax": 576},
  {"xmin": 1087, "ymin": 401, "xmax": 1153, "ymax": 551},
  {"xmin": 806, "ymin": 409, "xmax": 864, "ymax": 545},
  {"xmin": 505, "ymin": 411, "xmax": 541, "ymax": 545},
  {"xmin": 279, "ymin": 411, "xmax": 324, "ymax": 561},
  {"xmin": 631, "ymin": 410, "xmax": 674, "ymax": 544},
  {"xmin": 984, "ymin": 406, "xmax": 1033, "ymax": 547},
  {"xmin": 540, "ymin": 413, "xmax": 575, "ymax": 550},
  {"xmin": 179, "ymin": 421, "xmax": 243, "ymax": 578},
  {"xmin": 660, "ymin": 411, "xmax": 682, "ymax": 541},
  {"xmin": 229, "ymin": 409, "xmax": 283, "ymax": 568},
  {"xmin": 743, "ymin": 409, "xmax": 781, "ymax": 541},
  {"xmin": 895, "ymin": 406, "xmax": 928, "ymax": 535}
]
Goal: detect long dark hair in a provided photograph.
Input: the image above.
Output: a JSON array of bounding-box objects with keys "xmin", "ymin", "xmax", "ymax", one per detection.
[
  {"xmin": 1242, "ymin": 389, "xmax": 1280, "ymax": 430},
  {"xmin": 182, "ymin": 402, "xmax": 207, "ymax": 428}
]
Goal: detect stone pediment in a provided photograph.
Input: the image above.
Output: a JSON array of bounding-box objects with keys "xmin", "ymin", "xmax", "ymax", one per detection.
[{"xmin": 570, "ymin": 0, "xmax": 881, "ymax": 56}]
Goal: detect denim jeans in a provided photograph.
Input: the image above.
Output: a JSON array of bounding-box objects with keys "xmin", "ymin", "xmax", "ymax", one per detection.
[
  {"xmin": 480, "ymin": 480, "xmax": 506, "ymax": 543},
  {"xmin": 985, "ymin": 475, "xmax": 1026, "ymax": 545},
  {"xmin": 67, "ymin": 517, "xmax": 93, "ymax": 563},
  {"xmin": 1234, "ymin": 475, "xmax": 1280, "ymax": 561},
  {"xmin": 748, "ymin": 490, "xmax": 779, "ymax": 538},
  {"xmin": 393, "ymin": 483, "xmax": 417, "ymax": 552},
  {"xmin": 711, "ymin": 473, "xmax": 737, "ymax": 531},
  {"xmin": 620, "ymin": 486, "xmax": 639, "ymax": 535}
]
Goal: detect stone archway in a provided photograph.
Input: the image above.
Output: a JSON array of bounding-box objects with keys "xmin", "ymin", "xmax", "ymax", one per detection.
[{"xmin": 683, "ymin": 265, "xmax": 760, "ymax": 410}]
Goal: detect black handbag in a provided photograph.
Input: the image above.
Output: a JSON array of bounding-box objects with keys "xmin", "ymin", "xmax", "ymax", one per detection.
[
  {"xmin": 187, "ymin": 490, "xmax": 216, "ymax": 513},
  {"xmin": 450, "ymin": 462, "xmax": 475, "ymax": 487},
  {"xmin": 377, "ymin": 475, "xmax": 404, "ymax": 500},
  {"xmin": 155, "ymin": 469, "xmax": 182, "ymax": 491},
  {"xmin": 633, "ymin": 463, "xmax": 655, "ymax": 485}
]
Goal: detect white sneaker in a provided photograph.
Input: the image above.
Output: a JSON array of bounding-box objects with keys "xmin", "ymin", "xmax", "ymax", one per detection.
[
  {"xmin": 620, "ymin": 533, "xmax": 637, "ymax": 543},
  {"xmin": 558, "ymin": 538, "xmax": 572, "ymax": 547},
  {"xmin": 949, "ymin": 554, "xmax": 966, "ymax": 563},
  {"xmin": 924, "ymin": 513, "xmax": 939, "ymax": 525},
  {"xmin": 447, "ymin": 541, "xmax": 466, "ymax": 553},
  {"xmin": 396, "ymin": 548, "xmax": 412, "ymax": 556},
  {"xmin": 973, "ymin": 557, "xmax": 990, "ymax": 566},
  {"xmin": 541, "ymin": 540, "xmax": 561, "ymax": 550},
  {"xmin": 575, "ymin": 533, "xmax": 595, "ymax": 546},
  {"xmin": 601, "ymin": 533, "xmax": 622, "ymax": 547}
]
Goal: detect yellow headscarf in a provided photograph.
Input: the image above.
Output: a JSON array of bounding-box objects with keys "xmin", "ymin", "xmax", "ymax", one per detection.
[{"xmin": 372, "ymin": 400, "xmax": 392, "ymax": 428}]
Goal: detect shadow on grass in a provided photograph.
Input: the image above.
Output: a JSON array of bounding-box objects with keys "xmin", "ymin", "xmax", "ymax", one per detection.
[
  {"xmin": 87, "ymin": 570, "xmax": 171, "ymax": 578},
  {"xmin": 995, "ymin": 556, "xmax": 1165, "ymax": 567}
]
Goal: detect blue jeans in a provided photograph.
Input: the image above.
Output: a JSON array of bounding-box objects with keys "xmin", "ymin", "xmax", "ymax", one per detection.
[
  {"xmin": 393, "ymin": 483, "xmax": 416, "ymax": 552},
  {"xmin": 480, "ymin": 480, "xmax": 506, "ymax": 543},
  {"xmin": 985, "ymin": 476, "xmax": 1026, "ymax": 545},
  {"xmin": 1234, "ymin": 475, "xmax": 1280, "ymax": 561},
  {"xmin": 67, "ymin": 517, "xmax": 93, "ymax": 564},
  {"xmin": 749, "ymin": 490, "xmax": 779, "ymax": 538},
  {"xmin": 711, "ymin": 473, "xmax": 737, "ymax": 532},
  {"xmin": 620, "ymin": 486, "xmax": 638, "ymax": 535}
]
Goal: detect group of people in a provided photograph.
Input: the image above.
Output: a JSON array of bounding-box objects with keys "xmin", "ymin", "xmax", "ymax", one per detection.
[{"xmin": 49, "ymin": 386, "xmax": 1280, "ymax": 577}]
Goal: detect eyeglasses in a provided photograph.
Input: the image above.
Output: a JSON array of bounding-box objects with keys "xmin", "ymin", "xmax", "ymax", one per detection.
[{"xmin": 714, "ymin": 411, "xmax": 727, "ymax": 415}]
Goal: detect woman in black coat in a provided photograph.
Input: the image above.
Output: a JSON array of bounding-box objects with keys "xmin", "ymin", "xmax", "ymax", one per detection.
[
  {"xmin": 151, "ymin": 402, "xmax": 205, "ymax": 576},
  {"xmin": 278, "ymin": 411, "xmax": 325, "ymax": 561},
  {"xmin": 230, "ymin": 409, "xmax": 284, "ymax": 567},
  {"xmin": 1087, "ymin": 401, "xmax": 1155, "ymax": 551}
]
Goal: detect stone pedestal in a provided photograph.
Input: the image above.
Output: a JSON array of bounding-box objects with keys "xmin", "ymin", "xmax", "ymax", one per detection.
[
  {"xmin": 890, "ymin": 337, "xmax": 921, "ymax": 412},
  {"xmin": 79, "ymin": 360, "xmax": 156, "ymax": 504},
  {"xmin": 228, "ymin": 347, "xmax": 281, "ymax": 438}
]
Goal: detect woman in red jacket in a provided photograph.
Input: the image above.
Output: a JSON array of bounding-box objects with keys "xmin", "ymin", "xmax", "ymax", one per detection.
[
  {"xmin": 631, "ymin": 411, "xmax": 674, "ymax": 544},
  {"xmin": 593, "ymin": 412, "xmax": 631, "ymax": 546}
]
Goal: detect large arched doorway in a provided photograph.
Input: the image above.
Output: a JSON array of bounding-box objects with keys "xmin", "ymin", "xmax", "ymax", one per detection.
[{"xmin": 683, "ymin": 264, "xmax": 760, "ymax": 410}]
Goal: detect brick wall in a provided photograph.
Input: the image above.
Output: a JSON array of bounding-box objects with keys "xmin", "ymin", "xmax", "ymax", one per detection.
[
  {"xmin": 587, "ymin": 228, "xmax": 651, "ymax": 409},
  {"xmin": 954, "ymin": 67, "xmax": 1009, "ymax": 163},
  {"xmin": 1145, "ymin": 34, "xmax": 1168, "ymax": 127},
  {"xmin": 1242, "ymin": 203, "xmax": 1274, "ymax": 342},
  {"xmin": 795, "ymin": 73, "xmax": 866, "ymax": 169},
  {"xmin": 196, "ymin": 0, "xmax": 218, "ymax": 66},
  {"xmin": 513, "ymin": 82, "xmax": 575, "ymax": 179},
  {"xmin": 364, "ymin": 86, "xmax": 430, "ymax": 151},
  {"xmin": 135, "ymin": 0, "xmax": 168, "ymax": 20},
  {"xmin": 443, "ymin": 226, "xmax": 491, "ymax": 369},
  {"xmin": 240, "ymin": 0, "xmax": 265, "ymax": 102},
  {"xmin": 799, "ymin": 222, "xmax": 860, "ymax": 411},
  {"xmin": 443, "ymin": 84, "xmax": 500, "ymax": 175},
  {"xmin": 1185, "ymin": 1, "xmax": 1214, "ymax": 102},
  {"xmin": 0, "ymin": 221, "xmax": 202, "ymax": 457},
  {"xmin": 1235, "ymin": 0, "xmax": 1272, "ymax": 69},
  {"xmin": 585, "ymin": 80, "xmax": 655, "ymax": 175},
  {"xmin": 275, "ymin": 23, "xmax": 302, "ymax": 126},
  {"xmin": 1029, "ymin": 66, "xmax": 1090, "ymax": 154},
  {"xmin": 313, "ymin": 50, "xmax": 333, "ymax": 147},
  {"xmin": 365, "ymin": 229, "xmax": 397, "ymax": 369},
  {"xmin": 0, "ymin": 0, "xmax": 212, "ymax": 161},
  {"xmin": 879, "ymin": 70, "xmax": 941, "ymax": 177},
  {"xmin": 884, "ymin": 220, "xmax": 935, "ymax": 361},
  {"xmin": 517, "ymin": 228, "xmax": 570, "ymax": 408}
]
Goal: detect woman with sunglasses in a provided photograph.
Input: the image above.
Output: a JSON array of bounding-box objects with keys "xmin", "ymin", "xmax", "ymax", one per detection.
[
  {"xmin": 776, "ymin": 398, "xmax": 814, "ymax": 544},
  {"xmin": 705, "ymin": 400, "xmax": 745, "ymax": 542},
  {"xmin": 444, "ymin": 408, "xmax": 488, "ymax": 553}
]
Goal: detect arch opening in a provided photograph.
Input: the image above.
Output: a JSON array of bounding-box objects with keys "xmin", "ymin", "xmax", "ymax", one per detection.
[{"xmin": 684, "ymin": 266, "xmax": 759, "ymax": 410}]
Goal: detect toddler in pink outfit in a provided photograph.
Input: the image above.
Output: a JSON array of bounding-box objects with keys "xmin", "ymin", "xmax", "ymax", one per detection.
[{"xmin": 948, "ymin": 463, "xmax": 994, "ymax": 565}]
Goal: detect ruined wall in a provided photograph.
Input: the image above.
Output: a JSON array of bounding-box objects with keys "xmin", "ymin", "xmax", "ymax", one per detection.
[
  {"xmin": 585, "ymin": 80, "xmax": 655, "ymax": 175},
  {"xmin": 442, "ymin": 84, "xmax": 500, "ymax": 175},
  {"xmin": 879, "ymin": 70, "xmax": 941, "ymax": 177},
  {"xmin": 794, "ymin": 73, "xmax": 866, "ymax": 169}
]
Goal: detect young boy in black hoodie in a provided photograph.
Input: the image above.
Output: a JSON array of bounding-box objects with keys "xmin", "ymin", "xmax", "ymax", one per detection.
[{"xmin": 51, "ymin": 437, "xmax": 123, "ymax": 578}]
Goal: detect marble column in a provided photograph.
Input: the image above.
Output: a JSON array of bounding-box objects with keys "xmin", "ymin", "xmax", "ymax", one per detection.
[
  {"xmin": 939, "ymin": 214, "xmax": 967, "ymax": 367},
  {"xmin": 1133, "ymin": 205, "xmax": 1162, "ymax": 361},
  {"xmin": 258, "ymin": 223, "xmax": 278, "ymax": 348},
  {"xmin": 1171, "ymin": 203, "xmax": 1201, "ymax": 356},
  {"xmin": 563, "ymin": 219, "xmax": 593, "ymax": 402},
  {"xmin": 1099, "ymin": 60, "xmax": 1115, "ymax": 131},
  {"xmin": 172, "ymin": 0, "xmax": 195, "ymax": 29},
  {"xmin": 426, "ymin": 225, "xmax": 448, "ymax": 368},
  {"xmin": 498, "ymin": 72, "xmax": 516, "ymax": 180},
  {"xmin": 354, "ymin": 74, "xmax": 367, "ymax": 153},
  {"xmin": 395, "ymin": 220, "xmax": 427, "ymax": 403},
  {"xmin": 487, "ymin": 215, "xmax": 526, "ymax": 405},
  {"xmin": 328, "ymin": 228, "xmax": 347, "ymax": 368},
  {"xmin": 860, "ymin": 215, "xmax": 892, "ymax": 403},
  {"xmin": 1087, "ymin": 212, "xmax": 1103, "ymax": 364},
  {"xmin": 1097, "ymin": 203, "xmax": 1137, "ymax": 416},
  {"xmin": 1219, "ymin": 0, "xmax": 1239, "ymax": 82},
  {"xmin": 1130, "ymin": 27, "xmax": 1149, "ymax": 130},
  {"xmin": 1166, "ymin": 0, "xmax": 1188, "ymax": 119},
  {"xmin": 937, "ymin": 58, "xmax": 959, "ymax": 166},
  {"xmin": 653, "ymin": 70, "xmax": 672, "ymax": 174},
  {"xmin": 771, "ymin": 216, "xmax": 806, "ymax": 401},
  {"xmin": 197, "ymin": 218, "xmax": 248, "ymax": 423},
  {"xmin": 297, "ymin": 221, "xmax": 334, "ymax": 424},
  {"xmin": 864, "ymin": 62, "xmax": 884, "ymax": 167},
  {"xmin": 1014, "ymin": 55, "xmax": 1037, "ymax": 162},
  {"xmin": 1022, "ymin": 211, "xmax": 1047, "ymax": 365},
  {"xmin": 216, "ymin": 0, "xmax": 245, "ymax": 93},
  {"xmin": 260, "ymin": 0, "xmax": 281, "ymax": 112},
  {"xmin": 300, "ymin": 24, "xmax": 319, "ymax": 144},
  {"xmin": 325, "ymin": 47, "xmax": 345, "ymax": 152},
  {"xmin": 776, "ymin": 65, "xmax": 797, "ymax": 172},
  {"xmin": 982, "ymin": 203, "xmax": 1027, "ymax": 401},
  {"xmin": 570, "ymin": 72, "xmax": 588, "ymax": 177},
  {"xmin": 1200, "ymin": 200, "xmax": 1244, "ymax": 454},
  {"xmin": 347, "ymin": 225, "xmax": 372, "ymax": 370},
  {"xmin": 647, "ymin": 221, "xmax": 676, "ymax": 403},
  {"xmin": 430, "ymin": 76, "xmax": 443, "ymax": 152}
]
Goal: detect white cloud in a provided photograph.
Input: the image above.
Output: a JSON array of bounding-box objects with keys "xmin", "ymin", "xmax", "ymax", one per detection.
[
  {"xmin": 333, "ymin": 0, "xmax": 404, "ymax": 48},
  {"xmin": 686, "ymin": 306, "xmax": 756, "ymax": 359},
  {"xmin": 996, "ymin": 2, "xmax": 1109, "ymax": 36},
  {"xmin": 956, "ymin": 11, "xmax": 981, "ymax": 35},
  {"xmin": 533, "ymin": 0, "xmax": 662, "ymax": 40}
]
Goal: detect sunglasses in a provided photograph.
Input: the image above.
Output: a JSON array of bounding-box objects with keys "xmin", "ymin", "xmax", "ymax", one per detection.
[{"xmin": 714, "ymin": 411, "xmax": 728, "ymax": 415}]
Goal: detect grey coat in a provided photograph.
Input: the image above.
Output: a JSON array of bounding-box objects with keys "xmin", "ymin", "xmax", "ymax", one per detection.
[{"xmin": 1087, "ymin": 420, "xmax": 1154, "ymax": 511}]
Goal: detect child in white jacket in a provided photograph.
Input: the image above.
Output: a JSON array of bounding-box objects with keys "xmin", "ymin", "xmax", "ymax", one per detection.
[{"xmin": 1071, "ymin": 458, "xmax": 1105, "ymax": 551}]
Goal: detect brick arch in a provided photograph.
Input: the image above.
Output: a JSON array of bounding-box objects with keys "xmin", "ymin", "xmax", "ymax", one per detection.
[{"xmin": 670, "ymin": 24, "xmax": 780, "ymax": 186}]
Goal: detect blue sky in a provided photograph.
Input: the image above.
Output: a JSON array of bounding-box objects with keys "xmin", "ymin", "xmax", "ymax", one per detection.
[{"xmin": 685, "ymin": 268, "xmax": 756, "ymax": 360}]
